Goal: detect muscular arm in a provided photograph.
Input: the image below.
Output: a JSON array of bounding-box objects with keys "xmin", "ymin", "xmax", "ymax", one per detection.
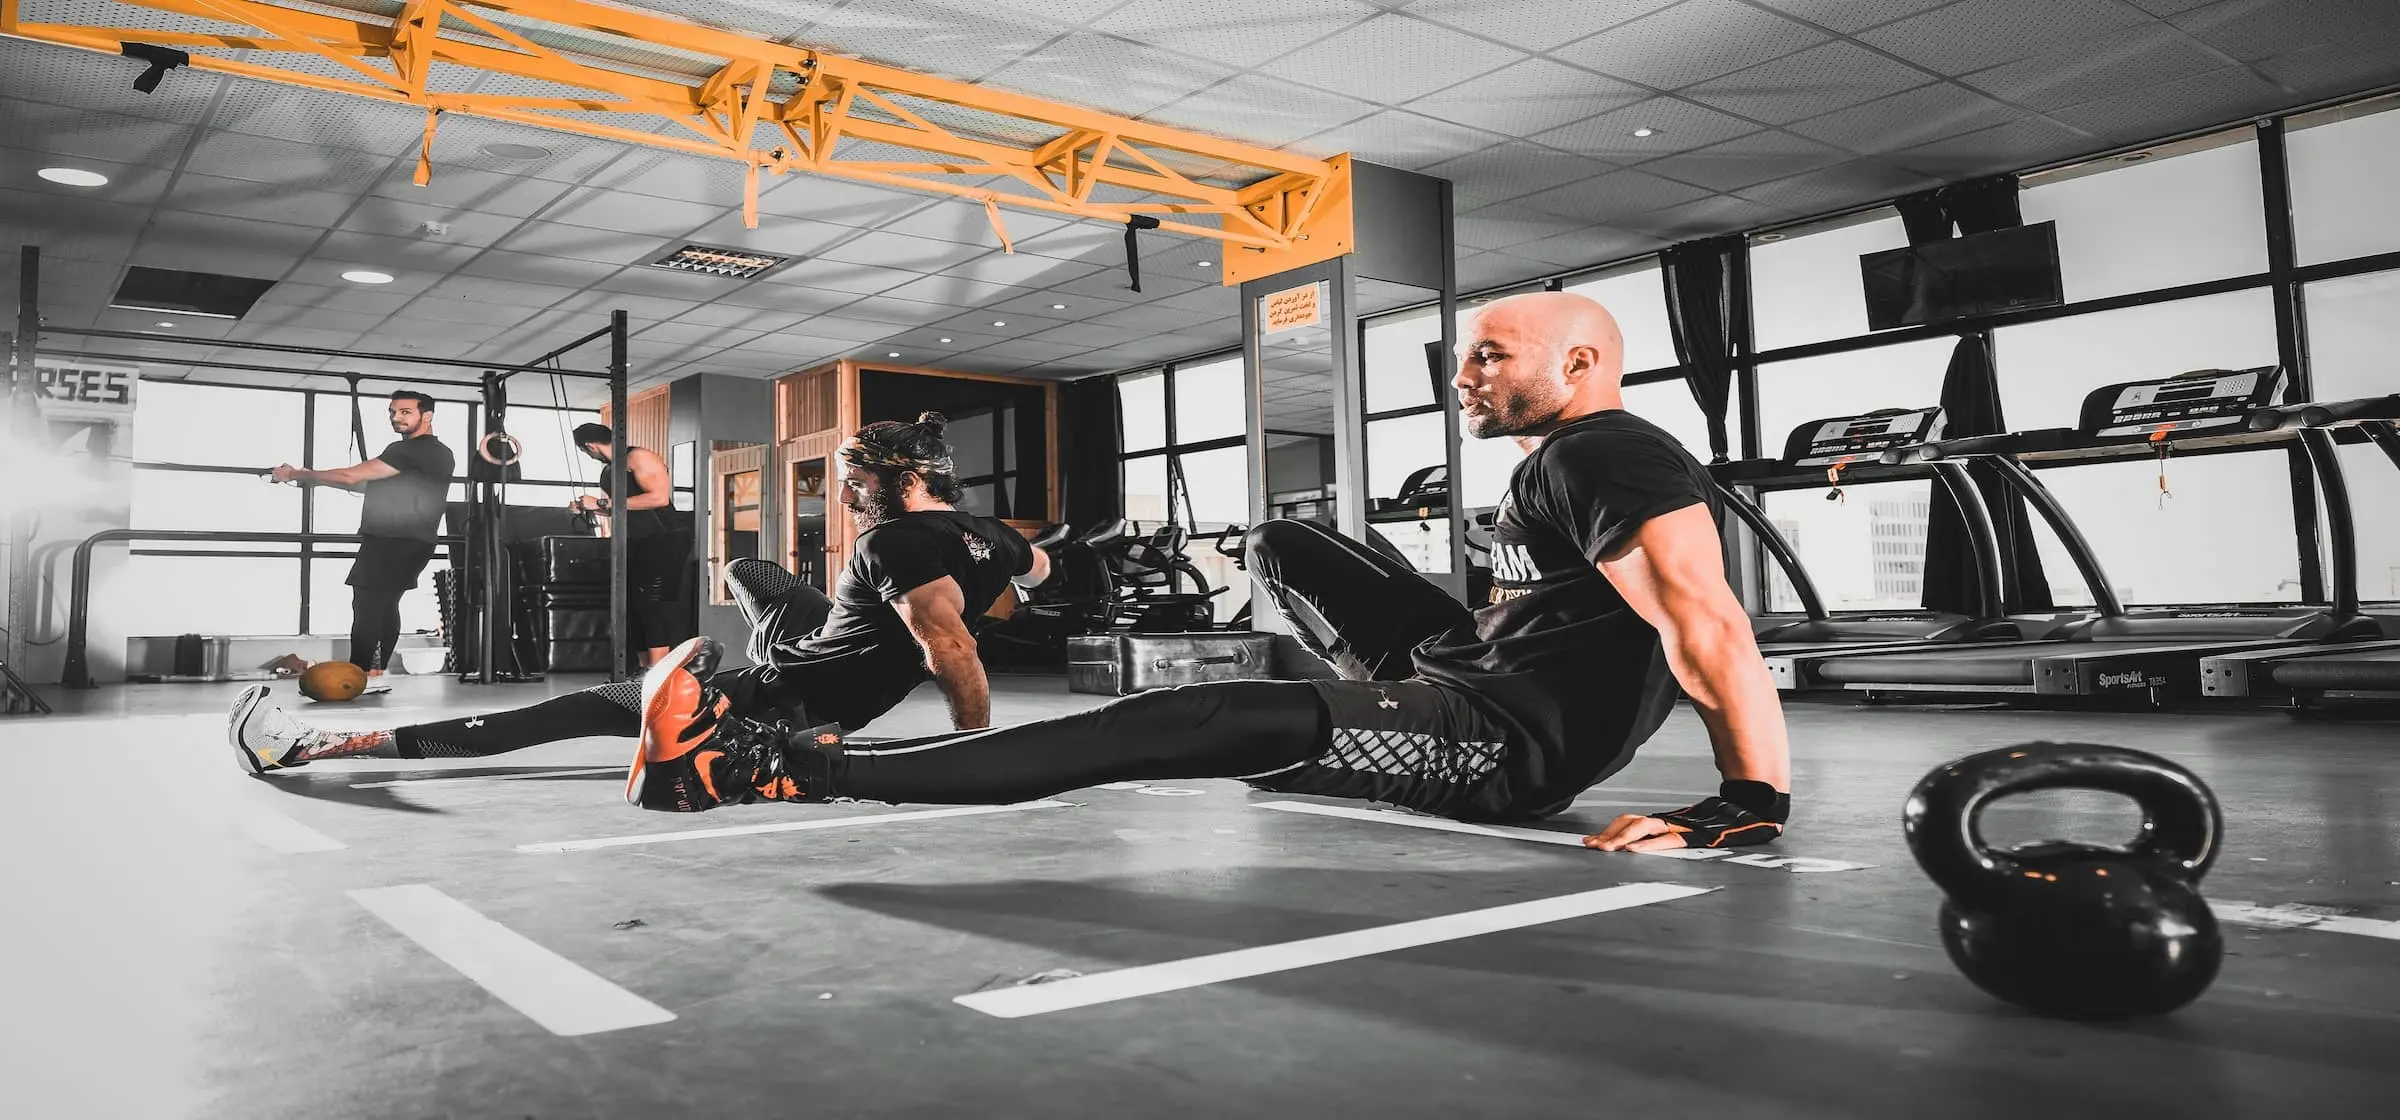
[
  {"xmin": 892, "ymin": 575, "xmax": 990, "ymax": 729},
  {"xmin": 1011, "ymin": 546, "xmax": 1052, "ymax": 589},
  {"xmin": 289, "ymin": 459, "xmax": 399, "ymax": 492},
  {"xmin": 620, "ymin": 448, "xmax": 676, "ymax": 511},
  {"xmin": 1595, "ymin": 503, "xmax": 1791, "ymax": 793}
]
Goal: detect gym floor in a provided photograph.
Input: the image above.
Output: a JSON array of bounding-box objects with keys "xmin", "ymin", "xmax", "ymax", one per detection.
[{"xmin": 3, "ymin": 676, "xmax": 2394, "ymax": 1118}]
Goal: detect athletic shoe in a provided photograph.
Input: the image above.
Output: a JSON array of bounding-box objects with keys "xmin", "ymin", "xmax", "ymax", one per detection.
[
  {"xmin": 627, "ymin": 637, "xmax": 816, "ymax": 812},
  {"xmin": 227, "ymin": 684, "xmax": 311, "ymax": 774}
]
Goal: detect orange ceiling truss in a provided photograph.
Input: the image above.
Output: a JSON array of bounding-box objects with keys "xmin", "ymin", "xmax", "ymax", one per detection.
[{"xmin": 0, "ymin": 0, "xmax": 1354, "ymax": 284}]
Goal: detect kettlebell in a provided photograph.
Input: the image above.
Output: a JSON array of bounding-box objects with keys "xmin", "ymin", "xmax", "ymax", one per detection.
[{"xmin": 1902, "ymin": 742, "xmax": 2223, "ymax": 1019}]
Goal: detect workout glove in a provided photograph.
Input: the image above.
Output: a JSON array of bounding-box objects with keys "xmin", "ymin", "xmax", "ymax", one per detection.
[{"xmin": 1654, "ymin": 781, "xmax": 1790, "ymax": 849}]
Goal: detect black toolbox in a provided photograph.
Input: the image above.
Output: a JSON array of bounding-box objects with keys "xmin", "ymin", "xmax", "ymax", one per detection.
[{"xmin": 1066, "ymin": 631, "xmax": 1278, "ymax": 696}]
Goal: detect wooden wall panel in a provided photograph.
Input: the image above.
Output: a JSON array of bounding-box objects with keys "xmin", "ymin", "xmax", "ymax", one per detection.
[{"xmin": 598, "ymin": 385, "xmax": 672, "ymax": 453}]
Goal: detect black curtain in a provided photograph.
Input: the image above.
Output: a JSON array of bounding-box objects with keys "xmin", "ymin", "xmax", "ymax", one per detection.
[
  {"xmin": 1658, "ymin": 234, "xmax": 1741, "ymax": 462},
  {"xmin": 1894, "ymin": 173, "xmax": 2023, "ymax": 245},
  {"xmin": 1922, "ymin": 334, "xmax": 2053, "ymax": 614},
  {"xmin": 1057, "ymin": 375, "xmax": 1122, "ymax": 530}
]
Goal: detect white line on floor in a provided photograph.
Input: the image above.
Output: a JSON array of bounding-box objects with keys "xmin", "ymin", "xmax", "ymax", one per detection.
[
  {"xmin": 349, "ymin": 885, "xmax": 674, "ymax": 1036},
  {"xmin": 2219, "ymin": 902, "xmax": 2400, "ymax": 941},
  {"xmin": 227, "ymin": 802, "xmax": 347, "ymax": 854},
  {"xmin": 518, "ymin": 800, "xmax": 1075, "ymax": 853},
  {"xmin": 352, "ymin": 766, "xmax": 625, "ymax": 790},
  {"xmin": 955, "ymin": 881, "xmax": 1713, "ymax": 1019},
  {"xmin": 1251, "ymin": 800, "xmax": 1874, "ymax": 874}
]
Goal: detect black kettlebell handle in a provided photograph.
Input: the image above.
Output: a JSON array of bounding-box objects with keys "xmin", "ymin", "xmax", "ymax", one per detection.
[{"xmin": 1903, "ymin": 742, "xmax": 2221, "ymax": 905}]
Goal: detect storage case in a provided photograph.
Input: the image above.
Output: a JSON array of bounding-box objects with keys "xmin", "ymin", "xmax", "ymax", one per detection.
[
  {"xmin": 1066, "ymin": 632, "xmax": 1278, "ymax": 696},
  {"xmin": 525, "ymin": 535, "xmax": 610, "ymax": 586}
]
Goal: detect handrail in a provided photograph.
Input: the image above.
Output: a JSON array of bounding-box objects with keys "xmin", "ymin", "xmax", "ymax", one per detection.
[
  {"xmin": 62, "ymin": 530, "xmax": 466, "ymax": 690},
  {"xmin": 1711, "ymin": 481, "xmax": 1827, "ymax": 621}
]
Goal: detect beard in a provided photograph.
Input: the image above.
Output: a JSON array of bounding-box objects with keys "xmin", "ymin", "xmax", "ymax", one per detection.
[
  {"xmin": 844, "ymin": 472, "xmax": 907, "ymax": 530},
  {"xmin": 1460, "ymin": 383, "xmax": 1565, "ymax": 439}
]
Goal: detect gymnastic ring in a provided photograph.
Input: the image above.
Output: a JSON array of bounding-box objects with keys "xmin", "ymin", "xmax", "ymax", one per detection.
[{"xmin": 477, "ymin": 431, "xmax": 523, "ymax": 466}]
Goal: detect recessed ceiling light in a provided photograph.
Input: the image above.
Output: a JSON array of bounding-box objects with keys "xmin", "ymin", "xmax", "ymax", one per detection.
[
  {"xmin": 2121, "ymin": 151, "xmax": 2152, "ymax": 163},
  {"xmin": 341, "ymin": 269, "xmax": 395, "ymax": 284},
  {"xmin": 1196, "ymin": 260, "xmax": 1214, "ymax": 268},
  {"xmin": 480, "ymin": 142, "xmax": 552, "ymax": 161},
  {"xmin": 1050, "ymin": 303, "xmax": 1067, "ymax": 310},
  {"xmin": 38, "ymin": 167, "xmax": 109, "ymax": 187},
  {"xmin": 1755, "ymin": 232, "xmax": 1786, "ymax": 243},
  {"xmin": 938, "ymin": 337, "xmax": 952, "ymax": 343},
  {"xmin": 886, "ymin": 351, "xmax": 900, "ymax": 358},
  {"xmin": 155, "ymin": 320, "xmax": 174, "ymax": 328},
  {"xmin": 1631, "ymin": 127, "xmax": 1660, "ymax": 138},
  {"xmin": 991, "ymin": 319, "xmax": 1006, "ymax": 327}
]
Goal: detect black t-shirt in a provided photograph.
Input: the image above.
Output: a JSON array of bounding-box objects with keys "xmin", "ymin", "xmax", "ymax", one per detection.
[
  {"xmin": 599, "ymin": 459, "xmax": 691, "ymax": 538},
  {"xmin": 770, "ymin": 509, "xmax": 1034, "ymax": 729},
  {"xmin": 358, "ymin": 435, "xmax": 454, "ymax": 541},
  {"xmin": 1414, "ymin": 411, "xmax": 1717, "ymax": 813}
]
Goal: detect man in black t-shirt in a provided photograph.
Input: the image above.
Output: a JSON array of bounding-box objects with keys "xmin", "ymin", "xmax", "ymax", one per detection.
[
  {"xmin": 270, "ymin": 390, "xmax": 454, "ymax": 677},
  {"xmin": 229, "ymin": 413, "xmax": 1050, "ymax": 773},
  {"xmin": 625, "ymin": 294, "xmax": 1795, "ymax": 856}
]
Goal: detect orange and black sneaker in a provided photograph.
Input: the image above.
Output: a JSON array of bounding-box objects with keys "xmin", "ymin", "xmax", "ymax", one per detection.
[{"xmin": 627, "ymin": 637, "xmax": 816, "ymax": 812}]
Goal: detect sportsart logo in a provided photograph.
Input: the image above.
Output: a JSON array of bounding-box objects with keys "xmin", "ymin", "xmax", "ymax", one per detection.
[{"xmin": 2095, "ymin": 670, "xmax": 2156, "ymax": 689}]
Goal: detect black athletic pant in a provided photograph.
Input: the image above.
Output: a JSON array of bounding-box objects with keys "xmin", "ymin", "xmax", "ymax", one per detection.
[
  {"xmin": 628, "ymin": 530, "xmax": 696, "ymax": 651},
  {"xmin": 348, "ymin": 586, "xmax": 407, "ymax": 673},
  {"xmin": 810, "ymin": 520, "xmax": 1522, "ymax": 820},
  {"xmin": 391, "ymin": 559, "xmax": 832, "ymax": 758}
]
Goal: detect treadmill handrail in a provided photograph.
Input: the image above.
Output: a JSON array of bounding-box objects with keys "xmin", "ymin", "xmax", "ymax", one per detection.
[
  {"xmin": 2244, "ymin": 392, "xmax": 2400, "ymax": 432},
  {"xmin": 1713, "ymin": 481, "xmax": 1827, "ymax": 622},
  {"xmin": 1982, "ymin": 457, "xmax": 2127, "ymax": 619}
]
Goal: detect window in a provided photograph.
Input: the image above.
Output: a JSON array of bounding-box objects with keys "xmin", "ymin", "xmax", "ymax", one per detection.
[
  {"xmin": 1366, "ymin": 411, "xmax": 1447, "ymax": 506},
  {"xmin": 1172, "ymin": 356, "xmax": 1244, "ymax": 444},
  {"xmin": 1992, "ymin": 289, "xmax": 2280, "ymax": 431},
  {"xmin": 1750, "ymin": 210, "xmax": 1908, "ymax": 351},
  {"xmin": 123, "ymin": 556, "xmax": 300, "ymax": 636},
  {"xmin": 508, "ymin": 405, "xmax": 606, "ymax": 486},
  {"xmin": 132, "ymin": 382, "xmax": 303, "ymax": 467},
  {"xmin": 1760, "ymin": 479, "xmax": 1934, "ymax": 612},
  {"xmin": 1118, "ymin": 369, "xmax": 1166, "ymax": 453},
  {"xmin": 2304, "ymin": 269, "xmax": 2400, "ymax": 600},
  {"xmin": 305, "ymin": 555, "xmax": 445, "ymax": 637},
  {"xmin": 2289, "ymin": 96, "xmax": 2400, "ymax": 265},
  {"xmin": 1562, "ymin": 260, "xmax": 1678, "ymax": 374},
  {"xmin": 724, "ymin": 467, "xmax": 761, "ymax": 564},
  {"xmin": 2019, "ymin": 137, "xmax": 2266, "ymax": 302},
  {"xmin": 1625, "ymin": 375, "xmax": 1744, "ymax": 461},
  {"xmin": 1121, "ymin": 455, "xmax": 1168, "ymax": 523},
  {"xmin": 1753, "ymin": 338, "xmax": 1956, "ymax": 462},
  {"xmin": 132, "ymin": 470, "xmax": 302, "ymax": 538},
  {"xmin": 1177, "ymin": 445, "xmax": 1251, "ymax": 528},
  {"xmin": 1363, "ymin": 306, "xmax": 1441, "ymax": 414},
  {"xmin": 2028, "ymin": 454, "xmax": 2302, "ymax": 606},
  {"xmin": 309, "ymin": 388, "xmax": 476, "ymax": 479}
]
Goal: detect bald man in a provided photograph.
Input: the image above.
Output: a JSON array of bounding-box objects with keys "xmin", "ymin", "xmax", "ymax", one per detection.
[{"xmin": 625, "ymin": 292, "xmax": 1794, "ymax": 854}]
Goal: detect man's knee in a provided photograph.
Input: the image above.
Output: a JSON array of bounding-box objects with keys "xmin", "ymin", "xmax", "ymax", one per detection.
[{"xmin": 1245, "ymin": 518, "xmax": 1339, "ymax": 569}]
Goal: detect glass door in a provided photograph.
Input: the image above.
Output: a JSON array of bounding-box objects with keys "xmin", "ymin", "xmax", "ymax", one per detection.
[{"xmin": 789, "ymin": 454, "xmax": 828, "ymax": 593}]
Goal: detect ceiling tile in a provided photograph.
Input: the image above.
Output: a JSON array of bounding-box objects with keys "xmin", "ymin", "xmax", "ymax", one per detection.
[
  {"xmin": 1400, "ymin": 0, "xmax": 1680, "ymax": 52},
  {"xmin": 1732, "ymin": 159, "xmax": 1940, "ymax": 213},
  {"xmin": 1788, "ymin": 83, "xmax": 2025, "ymax": 155},
  {"xmin": 1631, "ymin": 195, "xmax": 1798, "ymax": 241},
  {"xmin": 880, "ymin": 199, "xmax": 1070, "ymax": 246},
  {"xmin": 1146, "ymin": 73, "xmax": 1378, "ymax": 149},
  {"xmin": 1289, "ymin": 110, "xmax": 1508, "ymax": 170},
  {"xmin": 1552, "ymin": 0, "xmax": 1827, "ymax": 89},
  {"xmin": 1033, "ymin": 267, "xmax": 1192, "ymax": 304},
  {"xmin": 457, "ymin": 250, "xmax": 621, "ymax": 288},
  {"xmin": 0, "ymin": 38, "xmax": 215, "ymax": 123},
  {"xmin": 316, "ymin": 231, "xmax": 484, "ymax": 273},
  {"xmin": 1085, "ymin": 303, "xmax": 1222, "ymax": 334},
  {"xmin": 797, "ymin": 0, "xmax": 1068, "ymax": 82},
  {"xmin": 496, "ymin": 221, "xmax": 677, "ymax": 265},
  {"xmin": 1453, "ymin": 203, "xmax": 1589, "ymax": 250},
  {"xmin": 543, "ymin": 187, "xmax": 723, "ymax": 239},
  {"xmin": 582, "ymin": 153, "xmax": 755, "ymax": 205},
  {"xmin": 710, "ymin": 283, "xmax": 865, "ymax": 316},
  {"xmin": 1681, "ymin": 40, "xmax": 1938, "ymax": 126},
  {"xmin": 1094, "ymin": 0, "xmax": 1379, "ymax": 68},
  {"xmin": 1632, "ymin": 129, "xmax": 1852, "ymax": 192},
  {"xmin": 933, "ymin": 308, "xmax": 1072, "ymax": 336},
  {"xmin": 981, "ymin": 288, "xmax": 1135, "ymax": 318},
  {"xmin": 759, "ymin": 259, "xmax": 918, "ymax": 295},
  {"xmin": 816, "ymin": 230, "xmax": 986, "ymax": 273},
  {"xmin": 1745, "ymin": 0, "xmax": 1959, "ymax": 34},
  {"xmin": 1515, "ymin": 167, "xmax": 1713, "ymax": 222},
  {"xmin": 1491, "ymin": 223, "xmax": 1664, "ymax": 267},
  {"xmin": 594, "ymin": 266, "xmax": 753, "ymax": 303},
  {"xmin": 1961, "ymin": 24, "xmax": 2225, "ymax": 112},
  {"xmin": 2044, "ymin": 66, "xmax": 2294, "ymax": 143},
  {"xmin": 1262, "ymin": 14, "xmax": 1528, "ymax": 103},
  {"xmin": 1024, "ymin": 321, "xmax": 1160, "ymax": 350},
  {"xmin": 1406, "ymin": 58, "xmax": 1648, "ymax": 138},
  {"xmin": 1533, "ymin": 97, "xmax": 1762, "ymax": 161},
  {"xmin": 1454, "ymin": 250, "xmax": 1548, "ymax": 291},
  {"xmin": 210, "ymin": 79, "xmax": 427, "ymax": 156},
  {"xmin": 337, "ymin": 196, "xmax": 528, "ymax": 248},
  {"xmin": 239, "ymin": 305, "xmax": 390, "ymax": 334},
  {"xmin": 967, "ymin": 337, "xmax": 1093, "ymax": 363},
  {"xmin": 1891, "ymin": 117, "xmax": 2097, "ymax": 178},
  {"xmin": 184, "ymin": 131, "xmax": 394, "ymax": 194},
  {"xmin": 2172, "ymin": 0, "xmax": 2400, "ymax": 62},
  {"xmin": 754, "ymin": 177, "xmax": 934, "ymax": 229},
  {"xmin": 824, "ymin": 295, "xmax": 964, "ymax": 327},
  {"xmin": 983, "ymin": 33, "xmax": 1245, "ymax": 117},
  {"xmin": 1421, "ymin": 142, "xmax": 1619, "ymax": 205},
  {"xmin": 880, "ymin": 326, "xmax": 1011, "ymax": 352},
  {"xmin": 941, "ymin": 252, "xmax": 1108, "ymax": 289},
  {"xmin": 1011, "ymin": 221, "xmax": 1133, "ymax": 263},
  {"xmin": 673, "ymin": 214, "xmax": 859, "ymax": 259},
  {"xmin": 132, "ymin": 211, "xmax": 319, "ymax": 277},
  {"xmin": 416, "ymin": 276, "xmax": 585, "ymax": 311},
  {"xmin": 400, "ymin": 297, "xmax": 540, "ymax": 328},
  {"xmin": 366, "ymin": 167, "xmax": 575, "ymax": 219},
  {"xmin": 2251, "ymin": 39, "xmax": 2400, "ymax": 100},
  {"xmin": 1859, "ymin": 0, "xmax": 2156, "ymax": 74},
  {"xmin": 880, "ymin": 273, "xmax": 1035, "ymax": 306},
  {"xmin": 0, "ymin": 104, "xmax": 192, "ymax": 173}
]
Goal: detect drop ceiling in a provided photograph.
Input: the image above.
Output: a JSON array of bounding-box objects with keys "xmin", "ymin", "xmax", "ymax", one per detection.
[{"xmin": 3, "ymin": 0, "xmax": 2396, "ymax": 406}]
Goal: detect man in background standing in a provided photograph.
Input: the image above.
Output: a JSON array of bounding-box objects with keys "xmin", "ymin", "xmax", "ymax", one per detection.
[{"xmin": 271, "ymin": 390, "xmax": 454, "ymax": 677}]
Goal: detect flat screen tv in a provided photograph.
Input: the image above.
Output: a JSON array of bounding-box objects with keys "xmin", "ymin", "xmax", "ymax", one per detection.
[{"xmin": 1860, "ymin": 221, "xmax": 2063, "ymax": 330}]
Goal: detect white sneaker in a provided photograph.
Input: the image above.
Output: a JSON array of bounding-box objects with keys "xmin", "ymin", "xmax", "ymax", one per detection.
[{"xmin": 227, "ymin": 684, "xmax": 312, "ymax": 774}]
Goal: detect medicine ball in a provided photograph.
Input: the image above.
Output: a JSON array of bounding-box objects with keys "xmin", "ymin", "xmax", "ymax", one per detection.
[{"xmin": 298, "ymin": 661, "xmax": 369, "ymax": 702}]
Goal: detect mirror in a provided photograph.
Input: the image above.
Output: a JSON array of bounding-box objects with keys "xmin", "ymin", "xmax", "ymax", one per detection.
[
  {"xmin": 1256, "ymin": 279, "xmax": 1338, "ymax": 529},
  {"xmin": 1353, "ymin": 277, "xmax": 1457, "ymax": 583}
]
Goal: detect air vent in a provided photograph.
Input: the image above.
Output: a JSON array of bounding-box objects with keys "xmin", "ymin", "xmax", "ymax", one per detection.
[
  {"xmin": 108, "ymin": 266, "xmax": 278, "ymax": 320},
  {"xmin": 640, "ymin": 244, "xmax": 792, "ymax": 280}
]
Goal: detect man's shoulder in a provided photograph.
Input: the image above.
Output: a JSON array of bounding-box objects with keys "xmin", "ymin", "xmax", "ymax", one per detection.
[{"xmin": 1541, "ymin": 410, "xmax": 1686, "ymax": 456}]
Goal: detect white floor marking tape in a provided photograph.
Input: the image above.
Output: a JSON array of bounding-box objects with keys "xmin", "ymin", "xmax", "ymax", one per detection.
[
  {"xmin": 352, "ymin": 766, "xmax": 624, "ymax": 790},
  {"xmin": 2218, "ymin": 902, "xmax": 2400, "ymax": 941},
  {"xmin": 518, "ymin": 800, "xmax": 1075, "ymax": 854},
  {"xmin": 348, "ymin": 885, "xmax": 675, "ymax": 1036},
  {"xmin": 955, "ymin": 881, "xmax": 1713, "ymax": 1019},
  {"xmin": 1252, "ymin": 800, "xmax": 1874, "ymax": 874}
]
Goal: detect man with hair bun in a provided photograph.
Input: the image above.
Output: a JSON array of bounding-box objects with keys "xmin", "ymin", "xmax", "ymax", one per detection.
[{"xmin": 227, "ymin": 411, "xmax": 1052, "ymax": 773}]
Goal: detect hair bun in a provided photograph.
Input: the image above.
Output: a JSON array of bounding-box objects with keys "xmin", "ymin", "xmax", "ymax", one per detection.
[{"xmin": 915, "ymin": 410, "xmax": 948, "ymax": 434}]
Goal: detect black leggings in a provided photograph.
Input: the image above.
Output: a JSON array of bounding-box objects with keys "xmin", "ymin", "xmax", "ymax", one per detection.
[
  {"xmin": 804, "ymin": 520, "xmax": 1515, "ymax": 818},
  {"xmin": 349, "ymin": 586, "xmax": 407, "ymax": 673}
]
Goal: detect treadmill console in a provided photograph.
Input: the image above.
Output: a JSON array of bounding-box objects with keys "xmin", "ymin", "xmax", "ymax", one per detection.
[
  {"xmin": 2079, "ymin": 366, "xmax": 2284, "ymax": 438},
  {"xmin": 1782, "ymin": 407, "xmax": 1945, "ymax": 467}
]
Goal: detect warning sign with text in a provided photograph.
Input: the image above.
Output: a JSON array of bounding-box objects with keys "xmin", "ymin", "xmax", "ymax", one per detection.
[{"xmin": 1262, "ymin": 283, "xmax": 1324, "ymax": 335}]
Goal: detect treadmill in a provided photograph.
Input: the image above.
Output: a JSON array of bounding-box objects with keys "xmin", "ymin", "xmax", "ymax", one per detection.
[
  {"xmin": 2196, "ymin": 395, "xmax": 2400, "ymax": 704},
  {"xmin": 1784, "ymin": 366, "xmax": 2382, "ymax": 703},
  {"xmin": 1712, "ymin": 406, "xmax": 2063, "ymax": 687}
]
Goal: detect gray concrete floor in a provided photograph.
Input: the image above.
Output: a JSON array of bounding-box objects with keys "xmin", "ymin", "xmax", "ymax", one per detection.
[{"xmin": 2, "ymin": 673, "xmax": 2396, "ymax": 1118}]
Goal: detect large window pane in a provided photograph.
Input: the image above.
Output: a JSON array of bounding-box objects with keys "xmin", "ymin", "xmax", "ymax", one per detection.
[
  {"xmin": 131, "ymin": 470, "xmax": 303, "ymax": 541},
  {"xmin": 1364, "ymin": 307, "xmax": 1441, "ymax": 413},
  {"xmin": 1754, "ymin": 338, "xmax": 1957, "ymax": 462},
  {"xmin": 1563, "ymin": 260, "xmax": 1677, "ymax": 374},
  {"xmin": 2304, "ymin": 269, "xmax": 2400, "ymax": 601},
  {"xmin": 306, "ymin": 553, "xmax": 446, "ymax": 638},
  {"xmin": 1118, "ymin": 370, "xmax": 1165, "ymax": 453},
  {"xmin": 1457, "ymin": 430, "xmax": 1524, "ymax": 512},
  {"xmin": 2019, "ymin": 138, "xmax": 2265, "ymax": 302},
  {"xmin": 121, "ymin": 556, "xmax": 298, "ymax": 636},
  {"xmin": 1993, "ymin": 289, "xmax": 2280, "ymax": 432},
  {"xmin": 1625, "ymin": 376, "xmax": 1744, "ymax": 461},
  {"xmin": 1171, "ymin": 356, "xmax": 1244, "ymax": 444},
  {"xmin": 1366, "ymin": 411, "xmax": 1446, "ymax": 505},
  {"xmin": 311, "ymin": 388, "xmax": 474, "ymax": 478},
  {"xmin": 132, "ymin": 383, "xmax": 304, "ymax": 467},
  {"xmin": 1177, "ymin": 445, "xmax": 1251, "ymax": 527},
  {"xmin": 2030, "ymin": 456, "xmax": 2301, "ymax": 606},
  {"xmin": 1121, "ymin": 454, "xmax": 1168, "ymax": 522},
  {"xmin": 506, "ymin": 405, "xmax": 607, "ymax": 486},
  {"xmin": 1750, "ymin": 211, "xmax": 1907, "ymax": 351},
  {"xmin": 2289, "ymin": 97, "xmax": 2400, "ymax": 265},
  {"xmin": 1760, "ymin": 479, "xmax": 1933, "ymax": 612}
]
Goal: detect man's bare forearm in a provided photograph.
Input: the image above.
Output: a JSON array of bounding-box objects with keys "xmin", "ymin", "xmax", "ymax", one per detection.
[
  {"xmin": 1662, "ymin": 617, "xmax": 1790, "ymax": 790},
  {"xmin": 923, "ymin": 639, "xmax": 991, "ymax": 729}
]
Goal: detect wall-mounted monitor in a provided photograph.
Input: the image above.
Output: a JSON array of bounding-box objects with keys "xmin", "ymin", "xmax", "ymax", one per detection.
[{"xmin": 1861, "ymin": 221, "xmax": 2064, "ymax": 331}]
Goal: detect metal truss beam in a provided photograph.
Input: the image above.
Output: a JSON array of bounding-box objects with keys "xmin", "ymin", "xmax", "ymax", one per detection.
[{"xmin": 0, "ymin": 0, "xmax": 1353, "ymax": 281}]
